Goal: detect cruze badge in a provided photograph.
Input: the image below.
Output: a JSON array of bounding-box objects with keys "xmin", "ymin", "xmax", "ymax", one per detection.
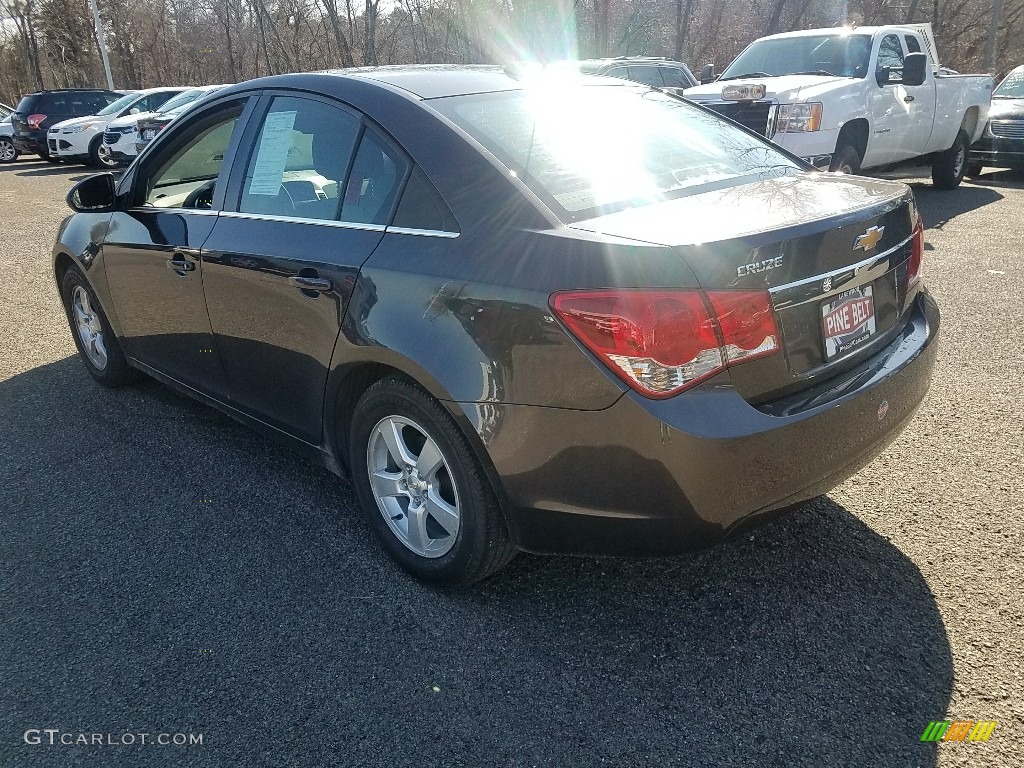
[
  {"xmin": 737, "ymin": 256, "xmax": 783, "ymax": 278},
  {"xmin": 822, "ymin": 276, "xmax": 833, "ymax": 292},
  {"xmin": 853, "ymin": 226, "xmax": 885, "ymax": 252}
]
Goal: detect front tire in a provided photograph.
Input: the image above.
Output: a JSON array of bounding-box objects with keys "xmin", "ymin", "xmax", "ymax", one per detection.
[
  {"xmin": 0, "ymin": 137, "xmax": 19, "ymax": 163},
  {"xmin": 829, "ymin": 144, "xmax": 861, "ymax": 174},
  {"xmin": 61, "ymin": 265, "xmax": 136, "ymax": 387},
  {"xmin": 964, "ymin": 161, "xmax": 984, "ymax": 178},
  {"xmin": 348, "ymin": 377, "xmax": 516, "ymax": 585},
  {"xmin": 932, "ymin": 130, "xmax": 969, "ymax": 189}
]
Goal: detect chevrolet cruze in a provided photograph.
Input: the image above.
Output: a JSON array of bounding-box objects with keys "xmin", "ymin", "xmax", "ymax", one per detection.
[{"xmin": 53, "ymin": 67, "xmax": 939, "ymax": 583}]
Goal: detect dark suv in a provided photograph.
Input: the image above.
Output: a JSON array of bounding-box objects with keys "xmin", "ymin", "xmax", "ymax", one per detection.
[
  {"xmin": 566, "ymin": 57, "xmax": 698, "ymax": 94},
  {"xmin": 12, "ymin": 89, "xmax": 121, "ymax": 160}
]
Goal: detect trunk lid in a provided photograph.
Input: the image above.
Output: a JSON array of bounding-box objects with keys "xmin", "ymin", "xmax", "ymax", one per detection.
[{"xmin": 569, "ymin": 173, "xmax": 917, "ymax": 401}]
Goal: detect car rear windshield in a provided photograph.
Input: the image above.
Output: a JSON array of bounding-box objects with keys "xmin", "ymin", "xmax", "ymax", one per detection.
[
  {"xmin": 96, "ymin": 93, "xmax": 140, "ymax": 116},
  {"xmin": 433, "ymin": 85, "xmax": 801, "ymax": 219},
  {"xmin": 157, "ymin": 89, "xmax": 204, "ymax": 113},
  {"xmin": 720, "ymin": 34, "xmax": 872, "ymax": 79},
  {"xmin": 16, "ymin": 91, "xmax": 115, "ymax": 115}
]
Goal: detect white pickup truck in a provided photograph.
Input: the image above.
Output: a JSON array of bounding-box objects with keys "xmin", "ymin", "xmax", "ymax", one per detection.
[{"xmin": 684, "ymin": 25, "xmax": 993, "ymax": 188}]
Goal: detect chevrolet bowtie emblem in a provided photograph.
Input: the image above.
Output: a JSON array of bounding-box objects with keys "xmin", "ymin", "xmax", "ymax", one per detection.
[{"xmin": 853, "ymin": 226, "xmax": 884, "ymax": 252}]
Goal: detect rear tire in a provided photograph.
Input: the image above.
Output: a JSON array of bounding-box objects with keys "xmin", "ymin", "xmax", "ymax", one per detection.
[
  {"xmin": 348, "ymin": 377, "xmax": 517, "ymax": 585},
  {"xmin": 829, "ymin": 145, "xmax": 861, "ymax": 174},
  {"xmin": 0, "ymin": 137, "xmax": 19, "ymax": 163},
  {"xmin": 932, "ymin": 130, "xmax": 969, "ymax": 189},
  {"xmin": 41, "ymin": 151, "xmax": 62, "ymax": 163},
  {"xmin": 61, "ymin": 265, "xmax": 137, "ymax": 387}
]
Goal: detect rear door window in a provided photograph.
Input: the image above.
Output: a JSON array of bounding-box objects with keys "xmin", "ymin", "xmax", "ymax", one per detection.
[
  {"xmin": 628, "ymin": 66, "xmax": 665, "ymax": 86},
  {"xmin": 660, "ymin": 67, "xmax": 691, "ymax": 87},
  {"xmin": 340, "ymin": 128, "xmax": 409, "ymax": 226},
  {"xmin": 392, "ymin": 167, "xmax": 459, "ymax": 233}
]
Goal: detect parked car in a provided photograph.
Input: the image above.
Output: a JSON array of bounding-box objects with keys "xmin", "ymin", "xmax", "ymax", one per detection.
[
  {"xmin": 11, "ymin": 88, "xmax": 121, "ymax": 161},
  {"xmin": 0, "ymin": 101, "xmax": 12, "ymax": 119},
  {"xmin": 54, "ymin": 67, "xmax": 938, "ymax": 584},
  {"xmin": 685, "ymin": 24, "xmax": 992, "ymax": 187},
  {"xmin": 0, "ymin": 112, "xmax": 20, "ymax": 163},
  {"xmin": 49, "ymin": 87, "xmax": 186, "ymax": 167},
  {"xmin": 554, "ymin": 57, "xmax": 698, "ymax": 94},
  {"xmin": 100, "ymin": 86, "xmax": 227, "ymax": 166},
  {"xmin": 133, "ymin": 85, "xmax": 228, "ymax": 157},
  {"xmin": 967, "ymin": 65, "xmax": 1024, "ymax": 175}
]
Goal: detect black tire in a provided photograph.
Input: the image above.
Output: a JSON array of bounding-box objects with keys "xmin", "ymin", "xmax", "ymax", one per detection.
[
  {"xmin": 0, "ymin": 137, "xmax": 19, "ymax": 163},
  {"xmin": 829, "ymin": 144, "xmax": 861, "ymax": 174},
  {"xmin": 348, "ymin": 377, "xmax": 517, "ymax": 585},
  {"xmin": 87, "ymin": 135, "xmax": 103, "ymax": 167},
  {"xmin": 61, "ymin": 265, "xmax": 137, "ymax": 387},
  {"xmin": 41, "ymin": 150, "xmax": 62, "ymax": 163},
  {"xmin": 964, "ymin": 161, "xmax": 984, "ymax": 178},
  {"xmin": 932, "ymin": 130, "xmax": 970, "ymax": 189}
]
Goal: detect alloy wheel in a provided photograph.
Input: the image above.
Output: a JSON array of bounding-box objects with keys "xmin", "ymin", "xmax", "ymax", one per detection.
[
  {"xmin": 72, "ymin": 285, "xmax": 108, "ymax": 370},
  {"xmin": 366, "ymin": 415, "xmax": 461, "ymax": 558},
  {"xmin": 0, "ymin": 139, "xmax": 16, "ymax": 162}
]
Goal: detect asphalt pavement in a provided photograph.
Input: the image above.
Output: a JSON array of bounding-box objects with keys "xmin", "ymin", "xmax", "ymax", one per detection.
[{"xmin": 0, "ymin": 157, "xmax": 1021, "ymax": 767}]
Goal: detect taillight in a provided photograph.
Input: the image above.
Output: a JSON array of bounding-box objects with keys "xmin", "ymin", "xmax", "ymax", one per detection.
[
  {"xmin": 551, "ymin": 289, "xmax": 780, "ymax": 398},
  {"xmin": 907, "ymin": 215, "xmax": 924, "ymax": 290},
  {"xmin": 26, "ymin": 113, "xmax": 46, "ymax": 129}
]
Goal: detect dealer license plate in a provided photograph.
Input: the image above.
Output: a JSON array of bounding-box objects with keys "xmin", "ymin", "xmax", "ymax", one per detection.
[
  {"xmin": 821, "ymin": 285, "xmax": 876, "ymax": 359},
  {"xmin": 142, "ymin": 129, "xmax": 157, "ymax": 140}
]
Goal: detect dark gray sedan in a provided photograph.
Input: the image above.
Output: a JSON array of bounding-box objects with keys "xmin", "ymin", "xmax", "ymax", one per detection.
[{"xmin": 54, "ymin": 66, "xmax": 938, "ymax": 583}]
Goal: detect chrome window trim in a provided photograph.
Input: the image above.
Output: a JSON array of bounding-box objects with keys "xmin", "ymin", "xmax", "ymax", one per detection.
[
  {"xmin": 127, "ymin": 206, "xmax": 220, "ymax": 216},
  {"xmin": 385, "ymin": 226, "xmax": 460, "ymax": 239},
  {"xmin": 218, "ymin": 210, "xmax": 386, "ymax": 232}
]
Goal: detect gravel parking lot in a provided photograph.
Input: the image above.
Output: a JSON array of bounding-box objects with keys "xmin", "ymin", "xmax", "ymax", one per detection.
[{"xmin": 1, "ymin": 157, "xmax": 1021, "ymax": 768}]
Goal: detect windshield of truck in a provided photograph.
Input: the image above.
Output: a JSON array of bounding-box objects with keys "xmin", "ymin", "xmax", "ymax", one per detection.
[
  {"xmin": 97, "ymin": 93, "xmax": 140, "ymax": 116},
  {"xmin": 434, "ymin": 85, "xmax": 802, "ymax": 220},
  {"xmin": 994, "ymin": 69, "xmax": 1024, "ymax": 97},
  {"xmin": 720, "ymin": 34, "xmax": 872, "ymax": 80}
]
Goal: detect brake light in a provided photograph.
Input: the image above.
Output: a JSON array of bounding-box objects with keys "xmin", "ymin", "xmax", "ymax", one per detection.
[
  {"xmin": 26, "ymin": 113, "xmax": 46, "ymax": 129},
  {"xmin": 907, "ymin": 215, "xmax": 924, "ymax": 290},
  {"xmin": 551, "ymin": 289, "xmax": 780, "ymax": 398}
]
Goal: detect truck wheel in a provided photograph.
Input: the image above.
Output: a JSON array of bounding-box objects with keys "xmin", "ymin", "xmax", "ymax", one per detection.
[
  {"xmin": 932, "ymin": 130, "xmax": 969, "ymax": 189},
  {"xmin": 829, "ymin": 145, "xmax": 861, "ymax": 174},
  {"xmin": 964, "ymin": 161, "xmax": 984, "ymax": 178}
]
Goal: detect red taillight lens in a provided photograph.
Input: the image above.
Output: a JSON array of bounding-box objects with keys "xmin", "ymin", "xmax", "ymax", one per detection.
[
  {"xmin": 705, "ymin": 290, "xmax": 780, "ymax": 364},
  {"xmin": 907, "ymin": 215, "xmax": 924, "ymax": 290},
  {"xmin": 26, "ymin": 113, "xmax": 46, "ymax": 129},
  {"xmin": 551, "ymin": 289, "xmax": 779, "ymax": 398}
]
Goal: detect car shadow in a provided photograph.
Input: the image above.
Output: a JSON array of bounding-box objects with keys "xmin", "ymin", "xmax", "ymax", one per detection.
[
  {"xmin": 963, "ymin": 167, "xmax": 1024, "ymax": 189},
  {"xmin": 905, "ymin": 182, "xmax": 1003, "ymax": 231},
  {"xmin": 0, "ymin": 357, "xmax": 952, "ymax": 767}
]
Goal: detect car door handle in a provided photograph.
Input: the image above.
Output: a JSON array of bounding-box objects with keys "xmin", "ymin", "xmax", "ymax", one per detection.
[
  {"xmin": 289, "ymin": 275, "xmax": 332, "ymax": 292},
  {"xmin": 166, "ymin": 256, "xmax": 195, "ymax": 273},
  {"xmin": 904, "ymin": 95, "xmax": 915, "ymax": 103}
]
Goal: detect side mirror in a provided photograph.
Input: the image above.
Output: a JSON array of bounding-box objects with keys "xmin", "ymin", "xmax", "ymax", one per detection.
[
  {"xmin": 700, "ymin": 64, "xmax": 716, "ymax": 84},
  {"xmin": 67, "ymin": 173, "xmax": 117, "ymax": 213},
  {"xmin": 129, "ymin": 107, "xmax": 140, "ymax": 115},
  {"xmin": 902, "ymin": 52, "xmax": 928, "ymax": 87}
]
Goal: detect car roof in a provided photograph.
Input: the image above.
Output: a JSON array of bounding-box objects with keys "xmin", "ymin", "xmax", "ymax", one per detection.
[
  {"xmin": 224, "ymin": 65, "xmax": 638, "ymax": 101},
  {"xmin": 758, "ymin": 26, "xmax": 915, "ymax": 41},
  {"xmin": 23, "ymin": 88, "xmax": 119, "ymax": 95},
  {"xmin": 317, "ymin": 65, "xmax": 529, "ymax": 99}
]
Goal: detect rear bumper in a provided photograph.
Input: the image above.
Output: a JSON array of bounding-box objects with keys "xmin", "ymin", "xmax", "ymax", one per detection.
[
  {"xmin": 12, "ymin": 131, "xmax": 46, "ymax": 154},
  {"xmin": 462, "ymin": 290, "xmax": 939, "ymax": 556}
]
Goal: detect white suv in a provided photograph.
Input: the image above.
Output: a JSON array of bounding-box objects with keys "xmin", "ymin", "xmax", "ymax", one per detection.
[
  {"xmin": 99, "ymin": 86, "xmax": 226, "ymax": 166},
  {"xmin": 49, "ymin": 88, "xmax": 185, "ymax": 167}
]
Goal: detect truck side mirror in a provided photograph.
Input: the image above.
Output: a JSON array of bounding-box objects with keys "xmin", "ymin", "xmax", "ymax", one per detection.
[
  {"xmin": 700, "ymin": 64, "xmax": 715, "ymax": 84},
  {"xmin": 902, "ymin": 53, "xmax": 928, "ymax": 87}
]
